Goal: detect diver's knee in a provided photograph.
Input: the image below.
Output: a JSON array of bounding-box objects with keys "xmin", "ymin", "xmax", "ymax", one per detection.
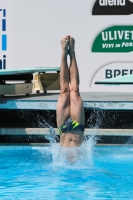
[
  {"xmin": 60, "ymin": 84, "xmax": 70, "ymax": 94},
  {"xmin": 70, "ymin": 84, "xmax": 79, "ymax": 93}
]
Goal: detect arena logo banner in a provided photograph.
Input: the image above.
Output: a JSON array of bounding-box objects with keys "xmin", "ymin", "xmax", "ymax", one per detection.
[
  {"xmin": 0, "ymin": 1, "xmax": 12, "ymax": 70},
  {"xmin": 92, "ymin": 0, "xmax": 133, "ymax": 15},
  {"xmin": 92, "ymin": 26, "xmax": 133, "ymax": 53}
]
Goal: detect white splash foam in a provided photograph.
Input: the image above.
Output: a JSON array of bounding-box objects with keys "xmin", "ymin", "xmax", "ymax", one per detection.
[{"xmin": 50, "ymin": 136, "xmax": 96, "ymax": 169}]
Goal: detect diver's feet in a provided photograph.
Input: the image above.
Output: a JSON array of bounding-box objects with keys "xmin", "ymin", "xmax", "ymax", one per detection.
[
  {"xmin": 61, "ymin": 36, "xmax": 69, "ymax": 57},
  {"xmin": 69, "ymin": 36, "xmax": 75, "ymax": 57}
]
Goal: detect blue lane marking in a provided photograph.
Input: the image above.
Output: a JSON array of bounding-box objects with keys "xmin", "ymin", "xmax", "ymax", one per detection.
[
  {"xmin": 3, "ymin": 9, "xmax": 6, "ymax": 17},
  {"xmin": 2, "ymin": 19, "xmax": 6, "ymax": 31},
  {"xmin": 2, "ymin": 35, "xmax": 7, "ymax": 50}
]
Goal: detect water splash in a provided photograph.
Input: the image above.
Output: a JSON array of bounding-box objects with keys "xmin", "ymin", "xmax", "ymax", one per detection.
[
  {"xmin": 50, "ymin": 136, "xmax": 96, "ymax": 169},
  {"xmin": 37, "ymin": 117, "xmax": 57, "ymax": 143},
  {"xmin": 36, "ymin": 119, "xmax": 97, "ymax": 169},
  {"xmin": 39, "ymin": 126, "xmax": 97, "ymax": 169},
  {"xmin": 45, "ymin": 126, "xmax": 57, "ymax": 143}
]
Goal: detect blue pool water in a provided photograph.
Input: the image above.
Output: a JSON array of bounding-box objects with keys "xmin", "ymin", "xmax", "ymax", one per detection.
[{"xmin": 0, "ymin": 142, "xmax": 133, "ymax": 199}]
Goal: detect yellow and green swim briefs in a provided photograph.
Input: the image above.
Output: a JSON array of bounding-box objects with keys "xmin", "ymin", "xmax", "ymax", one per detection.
[{"xmin": 58, "ymin": 118, "xmax": 85, "ymax": 134}]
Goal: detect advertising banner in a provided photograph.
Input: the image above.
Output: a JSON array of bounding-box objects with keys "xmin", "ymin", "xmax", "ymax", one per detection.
[
  {"xmin": 5, "ymin": 0, "xmax": 133, "ymax": 92},
  {"xmin": 92, "ymin": 0, "xmax": 133, "ymax": 15},
  {"xmin": 0, "ymin": 0, "xmax": 12, "ymax": 70},
  {"xmin": 92, "ymin": 26, "xmax": 133, "ymax": 52}
]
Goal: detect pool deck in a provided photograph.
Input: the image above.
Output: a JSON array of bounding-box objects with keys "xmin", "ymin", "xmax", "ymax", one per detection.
[
  {"xmin": 1, "ymin": 91, "xmax": 133, "ymax": 101},
  {"xmin": 0, "ymin": 91, "xmax": 133, "ymax": 110}
]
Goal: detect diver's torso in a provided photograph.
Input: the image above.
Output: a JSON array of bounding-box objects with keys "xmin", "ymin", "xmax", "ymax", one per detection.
[{"xmin": 60, "ymin": 132, "xmax": 84, "ymax": 147}]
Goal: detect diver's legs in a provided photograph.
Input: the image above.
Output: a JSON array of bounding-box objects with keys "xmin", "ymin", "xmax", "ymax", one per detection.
[
  {"xmin": 69, "ymin": 37, "xmax": 85, "ymax": 125},
  {"xmin": 56, "ymin": 36, "xmax": 70, "ymax": 127}
]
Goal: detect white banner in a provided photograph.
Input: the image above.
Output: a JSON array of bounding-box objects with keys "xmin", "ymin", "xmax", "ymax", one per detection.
[
  {"xmin": 91, "ymin": 63, "xmax": 133, "ymax": 92},
  {"xmin": 12, "ymin": 0, "xmax": 133, "ymax": 92}
]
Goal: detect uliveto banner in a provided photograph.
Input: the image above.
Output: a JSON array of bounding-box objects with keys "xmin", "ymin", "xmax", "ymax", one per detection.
[{"xmin": 92, "ymin": 26, "xmax": 133, "ymax": 53}]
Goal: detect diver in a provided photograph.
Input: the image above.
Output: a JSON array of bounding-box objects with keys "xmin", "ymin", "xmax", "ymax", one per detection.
[{"xmin": 56, "ymin": 36, "xmax": 85, "ymax": 147}]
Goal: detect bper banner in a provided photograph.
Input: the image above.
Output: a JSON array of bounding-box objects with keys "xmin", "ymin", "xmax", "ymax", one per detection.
[
  {"xmin": 1, "ymin": 0, "xmax": 132, "ymax": 92},
  {"xmin": 91, "ymin": 63, "xmax": 133, "ymax": 91}
]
